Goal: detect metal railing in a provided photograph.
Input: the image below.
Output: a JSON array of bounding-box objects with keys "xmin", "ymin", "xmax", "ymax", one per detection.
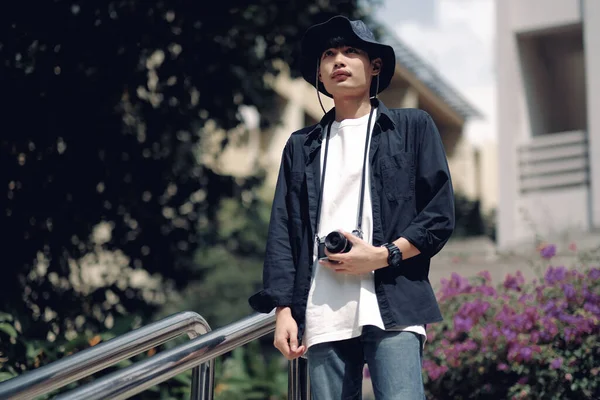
[
  {"xmin": 0, "ymin": 311, "xmax": 212, "ymax": 400},
  {"xmin": 0, "ymin": 311, "xmax": 310, "ymax": 400}
]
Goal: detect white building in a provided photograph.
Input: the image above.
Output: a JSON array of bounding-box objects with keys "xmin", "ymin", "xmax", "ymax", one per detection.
[{"xmin": 496, "ymin": 0, "xmax": 600, "ymax": 249}]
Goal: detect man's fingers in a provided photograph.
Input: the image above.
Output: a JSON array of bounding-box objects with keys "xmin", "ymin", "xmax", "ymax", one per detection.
[
  {"xmin": 291, "ymin": 345, "xmax": 307, "ymax": 357},
  {"xmin": 274, "ymin": 336, "xmax": 291, "ymax": 357},
  {"xmin": 275, "ymin": 339, "xmax": 306, "ymax": 360},
  {"xmin": 274, "ymin": 325, "xmax": 302, "ymax": 359},
  {"xmin": 320, "ymin": 259, "xmax": 349, "ymax": 272},
  {"xmin": 340, "ymin": 230, "xmax": 362, "ymax": 244},
  {"xmin": 288, "ymin": 325, "xmax": 299, "ymax": 351},
  {"xmin": 273, "ymin": 332, "xmax": 307, "ymax": 359},
  {"xmin": 319, "ymin": 256, "xmax": 345, "ymax": 266}
]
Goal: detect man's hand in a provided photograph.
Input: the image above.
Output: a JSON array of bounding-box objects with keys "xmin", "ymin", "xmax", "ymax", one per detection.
[
  {"xmin": 273, "ymin": 307, "xmax": 306, "ymax": 360},
  {"xmin": 319, "ymin": 230, "xmax": 388, "ymax": 275}
]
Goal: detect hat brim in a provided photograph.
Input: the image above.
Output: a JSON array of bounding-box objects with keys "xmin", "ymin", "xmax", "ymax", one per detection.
[{"xmin": 300, "ymin": 16, "xmax": 396, "ymax": 98}]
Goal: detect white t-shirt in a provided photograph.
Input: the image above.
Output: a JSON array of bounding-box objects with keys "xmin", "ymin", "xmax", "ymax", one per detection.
[{"xmin": 303, "ymin": 109, "xmax": 426, "ymax": 349}]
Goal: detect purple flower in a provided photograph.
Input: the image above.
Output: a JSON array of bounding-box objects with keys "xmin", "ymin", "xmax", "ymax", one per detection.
[
  {"xmin": 477, "ymin": 285, "xmax": 497, "ymax": 297},
  {"xmin": 457, "ymin": 299, "xmax": 491, "ymax": 319},
  {"xmin": 588, "ymin": 268, "xmax": 600, "ymax": 281},
  {"xmin": 439, "ymin": 272, "xmax": 472, "ymax": 299},
  {"xmin": 503, "ymin": 274, "xmax": 520, "ymax": 290},
  {"xmin": 450, "ymin": 272, "xmax": 471, "ymax": 291},
  {"xmin": 519, "ymin": 346, "xmax": 533, "ymax": 361},
  {"xmin": 504, "ymin": 271, "xmax": 525, "ymax": 291},
  {"xmin": 518, "ymin": 293, "xmax": 534, "ymax": 303},
  {"xmin": 550, "ymin": 358, "xmax": 563, "ymax": 369},
  {"xmin": 507, "ymin": 343, "xmax": 536, "ymax": 362},
  {"xmin": 559, "ymin": 314, "xmax": 579, "ymax": 325},
  {"xmin": 501, "ymin": 327, "xmax": 517, "ymax": 342},
  {"xmin": 454, "ymin": 315, "xmax": 474, "ymax": 332},
  {"xmin": 423, "ymin": 360, "xmax": 448, "ymax": 381},
  {"xmin": 478, "ymin": 270, "xmax": 492, "ymax": 282},
  {"xmin": 480, "ymin": 325, "xmax": 501, "ymax": 343},
  {"xmin": 539, "ymin": 316, "xmax": 559, "ymax": 340},
  {"xmin": 561, "ymin": 283, "xmax": 576, "ymax": 300},
  {"xmin": 453, "ymin": 339, "xmax": 478, "ymax": 352},
  {"xmin": 540, "ymin": 244, "xmax": 556, "ymax": 259},
  {"xmin": 545, "ymin": 266, "xmax": 567, "ymax": 285},
  {"xmin": 584, "ymin": 302, "xmax": 600, "ymax": 316},
  {"xmin": 564, "ymin": 327, "xmax": 577, "ymax": 342},
  {"xmin": 518, "ymin": 377, "xmax": 529, "ymax": 385},
  {"xmin": 497, "ymin": 363, "xmax": 509, "ymax": 371}
]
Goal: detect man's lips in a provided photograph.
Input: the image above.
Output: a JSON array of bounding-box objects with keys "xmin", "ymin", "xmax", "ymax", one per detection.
[{"xmin": 331, "ymin": 70, "xmax": 351, "ymax": 78}]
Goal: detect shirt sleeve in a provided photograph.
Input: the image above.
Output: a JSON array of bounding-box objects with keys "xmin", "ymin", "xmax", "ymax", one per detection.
[
  {"xmin": 400, "ymin": 111, "xmax": 455, "ymax": 257},
  {"xmin": 248, "ymin": 140, "xmax": 296, "ymax": 313}
]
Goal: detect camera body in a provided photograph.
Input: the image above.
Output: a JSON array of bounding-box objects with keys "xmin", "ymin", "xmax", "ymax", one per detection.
[{"xmin": 317, "ymin": 230, "xmax": 360, "ymax": 261}]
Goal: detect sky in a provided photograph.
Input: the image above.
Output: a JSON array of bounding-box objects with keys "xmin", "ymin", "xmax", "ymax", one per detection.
[{"xmin": 374, "ymin": 0, "xmax": 496, "ymax": 145}]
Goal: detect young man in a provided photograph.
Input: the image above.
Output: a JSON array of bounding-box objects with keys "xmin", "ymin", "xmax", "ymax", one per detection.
[{"xmin": 249, "ymin": 15, "xmax": 454, "ymax": 399}]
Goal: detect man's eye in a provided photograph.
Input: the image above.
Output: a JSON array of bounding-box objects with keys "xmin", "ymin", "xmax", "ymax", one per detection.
[
  {"xmin": 322, "ymin": 51, "xmax": 333, "ymax": 58},
  {"xmin": 347, "ymin": 48, "xmax": 357, "ymax": 53}
]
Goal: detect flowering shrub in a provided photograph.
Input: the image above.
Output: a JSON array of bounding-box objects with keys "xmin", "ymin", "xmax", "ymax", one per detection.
[{"xmin": 424, "ymin": 263, "xmax": 600, "ymax": 399}]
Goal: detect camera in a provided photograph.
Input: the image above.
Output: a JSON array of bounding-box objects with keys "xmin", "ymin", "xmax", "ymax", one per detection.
[{"xmin": 317, "ymin": 231, "xmax": 355, "ymax": 261}]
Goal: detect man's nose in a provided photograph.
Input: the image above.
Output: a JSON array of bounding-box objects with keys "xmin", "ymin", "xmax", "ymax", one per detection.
[
  {"xmin": 334, "ymin": 60, "xmax": 346, "ymax": 69},
  {"xmin": 333, "ymin": 53, "xmax": 346, "ymax": 67}
]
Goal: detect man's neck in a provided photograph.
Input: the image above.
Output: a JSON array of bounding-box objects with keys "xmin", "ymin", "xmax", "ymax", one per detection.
[{"xmin": 333, "ymin": 95, "xmax": 373, "ymax": 122}]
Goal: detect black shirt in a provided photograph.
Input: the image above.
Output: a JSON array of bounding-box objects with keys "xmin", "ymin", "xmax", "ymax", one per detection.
[{"xmin": 249, "ymin": 99, "xmax": 455, "ymax": 341}]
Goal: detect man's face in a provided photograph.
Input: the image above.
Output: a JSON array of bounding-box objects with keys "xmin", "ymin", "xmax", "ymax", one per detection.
[{"xmin": 318, "ymin": 45, "xmax": 381, "ymax": 98}]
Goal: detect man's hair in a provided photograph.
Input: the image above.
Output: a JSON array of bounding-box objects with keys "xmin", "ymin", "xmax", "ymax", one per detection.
[{"xmin": 316, "ymin": 35, "xmax": 378, "ymax": 61}]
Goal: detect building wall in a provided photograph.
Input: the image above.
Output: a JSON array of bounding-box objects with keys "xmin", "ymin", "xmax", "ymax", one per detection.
[
  {"xmin": 478, "ymin": 140, "xmax": 498, "ymax": 214},
  {"xmin": 583, "ymin": 0, "xmax": 600, "ymax": 228},
  {"xmin": 496, "ymin": 0, "xmax": 599, "ymax": 248},
  {"xmin": 507, "ymin": 0, "xmax": 581, "ymax": 32}
]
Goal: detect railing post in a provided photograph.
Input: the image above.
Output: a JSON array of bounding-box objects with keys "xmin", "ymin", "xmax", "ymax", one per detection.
[
  {"xmin": 188, "ymin": 321, "xmax": 215, "ymax": 400},
  {"xmin": 288, "ymin": 358, "xmax": 310, "ymax": 400},
  {"xmin": 299, "ymin": 357, "xmax": 310, "ymax": 400},
  {"xmin": 288, "ymin": 360, "xmax": 298, "ymax": 399},
  {"xmin": 189, "ymin": 359, "xmax": 214, "ymax": 400}
]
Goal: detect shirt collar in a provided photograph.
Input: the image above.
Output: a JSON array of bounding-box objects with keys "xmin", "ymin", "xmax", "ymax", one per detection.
[{"xmin": 303, "ymin": 98, "xmax": 396, "ymax": 145}]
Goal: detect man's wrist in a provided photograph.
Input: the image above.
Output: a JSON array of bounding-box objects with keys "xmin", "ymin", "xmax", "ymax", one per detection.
[
  {"xmin": 375, "ymin": 246, "xmax": 389, "ymax": 268},
  {"xmin": 276, "ymin": 306, "xmax": 291, "ymax": 316}
]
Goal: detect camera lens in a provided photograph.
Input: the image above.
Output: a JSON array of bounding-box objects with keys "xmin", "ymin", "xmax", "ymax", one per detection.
[{"xmin": 324, "ymin": 231, "xmax": 351, "ymax": 254}]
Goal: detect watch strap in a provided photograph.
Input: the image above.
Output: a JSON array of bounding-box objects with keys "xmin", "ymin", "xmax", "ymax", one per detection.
[{"xmin": 382, "ymin": 242, "xmax": 402, "ymax": 267}]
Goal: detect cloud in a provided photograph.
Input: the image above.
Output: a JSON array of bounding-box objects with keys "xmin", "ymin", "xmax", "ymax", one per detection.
[{"xmin": 390, "ymin": 0, "xmax": 496, "ymax": 144}]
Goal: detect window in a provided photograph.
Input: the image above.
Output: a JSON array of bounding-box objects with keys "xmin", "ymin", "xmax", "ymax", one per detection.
[{"xmin": 517, "ymin": 24, "xmax": 587, "ymax": 136}]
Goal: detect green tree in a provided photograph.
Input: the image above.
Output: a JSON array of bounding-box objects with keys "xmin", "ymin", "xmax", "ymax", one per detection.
[
  {"xmin": 0, "ymin": 0, "xmax": 377, "ymax": 393},
  {"xmin": 172, "ymin": 196, "xmax": 272, "ymax": 328}
]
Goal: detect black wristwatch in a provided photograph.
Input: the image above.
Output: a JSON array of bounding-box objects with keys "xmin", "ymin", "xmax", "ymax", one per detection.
[{"xmin": 382, "ymin": 243, "xmax": 402, "ymax": 268}]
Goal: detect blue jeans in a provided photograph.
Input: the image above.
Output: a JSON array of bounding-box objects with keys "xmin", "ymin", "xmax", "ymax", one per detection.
[{"xmin": 306, "ymin": 326, "xmax": 425, "ymax": 400}]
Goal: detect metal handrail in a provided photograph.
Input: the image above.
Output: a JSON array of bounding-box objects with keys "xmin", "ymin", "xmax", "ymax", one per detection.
[
  {"xmin": 0, "ymin": 311, "xmax": 212, "ymax": 400},
  {"xmin": 54, "ymin": 311, "xmax": 310, "ymax": 400}
]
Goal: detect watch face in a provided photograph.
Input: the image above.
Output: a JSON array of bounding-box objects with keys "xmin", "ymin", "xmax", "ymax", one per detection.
[{"xmin": 391, "ymin": 253, "xmax": 401, "ymax": 266}]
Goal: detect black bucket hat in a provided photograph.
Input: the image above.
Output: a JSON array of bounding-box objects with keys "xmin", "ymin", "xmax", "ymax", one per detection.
[{"xmin": 300, "ymin": 15, "xmax": 396, "ymax": 98}]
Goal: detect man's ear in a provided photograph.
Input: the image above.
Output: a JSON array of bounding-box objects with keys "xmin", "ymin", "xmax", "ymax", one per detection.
[{"xmin": 372, "ymin": 58, "xmax": 382, "ymax": 75}]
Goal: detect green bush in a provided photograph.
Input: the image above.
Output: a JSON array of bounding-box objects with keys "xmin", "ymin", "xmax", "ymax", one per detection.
[{"xmin": 424, "ymin": 255, "xmax": 600, "ymax": 399}]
